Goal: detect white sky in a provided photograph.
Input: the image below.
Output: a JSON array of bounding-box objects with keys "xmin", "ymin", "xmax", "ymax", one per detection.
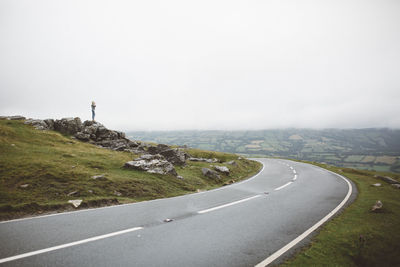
[{"xmin": 1, "ymin": 0, "xmax": 399, "ymax": 131}]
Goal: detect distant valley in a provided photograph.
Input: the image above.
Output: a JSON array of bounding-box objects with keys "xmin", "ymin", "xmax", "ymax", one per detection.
[{"xmin": 128, "ymin": 129, "xmax": 400, "ymax": 173}]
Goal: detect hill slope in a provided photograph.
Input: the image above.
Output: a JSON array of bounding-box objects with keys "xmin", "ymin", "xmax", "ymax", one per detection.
[{"xmin": 0, "ymin": 119, "xmax": 261, "ymax": 220}]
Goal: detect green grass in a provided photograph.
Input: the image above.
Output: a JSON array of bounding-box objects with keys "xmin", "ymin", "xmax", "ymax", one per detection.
[
  {"xmin": 0, "ymin": 120, "xmax": 261, "ymax": 220},
  {"xmin": 281, "ymin": 161, "xmax": 400, "ymax": 267}
]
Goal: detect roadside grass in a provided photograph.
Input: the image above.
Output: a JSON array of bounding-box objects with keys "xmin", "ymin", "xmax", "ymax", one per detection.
[
  {"xmin": 0, "ymin": 120, "xmax": 262, "ymax": 220},
  {"xmin": 281, "ymin": 161, "xmax": 400, "ymax": 267}
]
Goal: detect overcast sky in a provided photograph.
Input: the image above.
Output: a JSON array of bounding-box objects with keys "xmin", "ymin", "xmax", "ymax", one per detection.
[{"xmin": 1, "ymin": 0, "xmax": 399, "ymax": 131}]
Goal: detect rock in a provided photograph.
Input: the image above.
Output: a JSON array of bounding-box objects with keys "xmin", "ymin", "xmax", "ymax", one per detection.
[
  {"xmin": 147, "ymin": 144, "xmax": 170, "ymax": 154},
  {"xmin": 392, "ymin": 184, "xmax": 400, "ymax": 189},
  {"xmin": 67, "ymin": 190, "xmax": 79, "ymax": 196},
  {"xmin": 201, "ymin": 168, "xmax": 221, "ymax": 180},
  {"xmin": 68, "ymin": 199, "xmax": 82, "ymax": 208},
  {"xmin": 371, "ymin": 200, "xmax": 383, "ymax": 212},
  {"xmin": 75, "ymin": 132, "xmax": 91, "ymax": 141},
  {"xmin": 113, "ymin": 191, "xmax": 122, "ymax": 196},
  {"xmin": 147, "ymin": 144, "xmax": 189, "ymax": 166},
  {"xmin": 54, "ymin": 117, "xmax": 82, "ymax": 135},
  {"xmin": 159, "ymin": 149, "xmax": 188, "ymax": 166},
  {"xmin": 189, "ymin": 157, "xmax": 218, "ymax": 163},
  {"xmin": 92, "ymin": 174, "xmax": 106, "ymax": 180},
  {"xmin": 164, "ymin": 218, "xmax": 174, "ymax": 222},
  {"xmin": 214, "ymin": 166, "xmax": 230, "ymax": 175},
  {"xmin": 375, "ymin": 175, "xmax": 399, "ymax": 185},
  {"xmin": 223, "ymin": 179, "xmax": 236, "ymax": 186},
  {"xmin": 24, "ymin": 119, "xmax": 49, "ymax": 130},
  {"xmin": 44, "ymin": 119, "xmax": 55, "ymax": 130},
  {"xmin": 371, "ymin": 183, "xmax": 382, "ymax": 187},
  {"xmin": 19, "ymin": 184, "xmax": 29, "ymax": 188},
  {"xmin": 226, "ymin": 160, "xmax": 238, "ymax": 166},
  {"xmin": 88, "ymin": 190, "xmax": 93, "ymax": 193},
  {"xmin": 124, "ymin": 154, "xmax": 178, "ymax": 176},
  {"xmin": 177, "ymin": 175, "xmax": 184, "ymax": 180}
]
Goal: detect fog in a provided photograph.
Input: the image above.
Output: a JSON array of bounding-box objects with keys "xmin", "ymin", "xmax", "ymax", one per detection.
[{"xmin": 1, "ymin": 0, "xmax": 399, "ymax": 131}]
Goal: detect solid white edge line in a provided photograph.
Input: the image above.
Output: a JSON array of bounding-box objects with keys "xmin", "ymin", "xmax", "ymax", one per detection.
[
  {"xmin": 1, "ymin": 161, "xmax": 266, "ymax": 225},
  {"xmin": 255, "ymin": 166, "xmax": 353, "ymax": 267},
  {"xmin": 198, "ymin": 195, "xmax": 261, "ymax": 214},
  {"xmin": 274, "ymin": 182, "xmax": 293, "ymax": 191},
  {"xmin": 0, "ymin": 226, "xmax": 143, "ymax": 264}
]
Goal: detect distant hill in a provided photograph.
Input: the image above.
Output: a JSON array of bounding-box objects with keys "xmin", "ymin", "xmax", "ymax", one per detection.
[{"xmin": 128, "ymin": 129, "xmax": 400, "ymax": 173}]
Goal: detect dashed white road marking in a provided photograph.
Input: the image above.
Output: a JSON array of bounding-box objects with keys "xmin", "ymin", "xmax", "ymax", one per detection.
[
  {"xmin": 198, "ymin": 195, "xmax": 261, "ymax": 214},
  {"xmin": 292, "ymin": 169, "xmax": 296, "ymax": 174},
  {"xmin": 274, "ymin": 182, "xmax": 293, "ymax": 191},
  {"xmin": 289, "ymin": 166, "xmax": 293, "ymax": 170},
  {"xmin": 255, "ymin": 166, "xmax": 353, "ymax": 267},
  {"xmin": 0, "ymin": 226, "xmax": 143, "ymax": 264},
  {"xmin": 293, "ymin": 175, "xmax": 297, "ymax": 181}
]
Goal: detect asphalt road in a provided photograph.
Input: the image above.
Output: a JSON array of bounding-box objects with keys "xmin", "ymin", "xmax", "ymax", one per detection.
[{"xmin": 0, "ymin": 159, "xmax": 355, "ymax": 266}]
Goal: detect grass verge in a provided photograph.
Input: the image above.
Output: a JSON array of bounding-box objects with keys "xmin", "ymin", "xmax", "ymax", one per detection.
[
  {"xmin": 281, "ymin": 161, "xmax": 400, "ymax": 267},
  {"xmin": 0, "ymin": 120, "xmax": 261, "ymax": 220}
]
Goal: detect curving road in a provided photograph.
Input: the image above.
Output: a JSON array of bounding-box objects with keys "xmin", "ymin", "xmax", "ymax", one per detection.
[{"xmin": 0, "ymin": 159, "xmax": 355, "ymax": 266}]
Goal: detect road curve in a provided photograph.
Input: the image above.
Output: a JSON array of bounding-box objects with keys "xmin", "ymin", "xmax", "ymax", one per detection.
[{"xmin": 0, "ymin": 159, "xmax": 355, "ymax": 266}]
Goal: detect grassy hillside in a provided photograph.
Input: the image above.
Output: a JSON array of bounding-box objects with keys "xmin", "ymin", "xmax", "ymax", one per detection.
[
  {"xmin": 282, "ymin": 162, "xmax": 400, "ymax": 267},
  {"xmin": 0, "ymin": 120, "xmax": 261, "ymax": 220},
  {"xmin": 129, "ymin": 129, "xmax": 400, "ymax": 173}
]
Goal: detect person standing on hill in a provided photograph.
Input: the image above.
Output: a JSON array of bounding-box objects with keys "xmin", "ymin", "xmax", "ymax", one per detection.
[{"xmin": 91, "ymin": 101, "xmax": 96, "ymax": 121}]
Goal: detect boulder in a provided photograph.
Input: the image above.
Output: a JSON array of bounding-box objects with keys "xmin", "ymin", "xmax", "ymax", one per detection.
[
  {"xmin": 147, "ymin": 144, "xmax": 170, "ymax": 154},
  {"xmin": 75, "ymin": 132, "xmax": 91, "ymax": 141},
  {"xmin": 124, "ymin": 154, "xmax": 178, "ymax": 176},
  {"xmin": 159, "ymin": 149, "xmax": 188, "ymax": 166},
  {"xmin": 201, "ymin": 168, "xmax": 221, "ymax": 180},
  {"xmin": 24, "ymin": 119, "xmax": 48, "ymax": 130},
  {"xmin": 43, "ymin": 119, "xmax": 55, "ymax": 130},
  {"xmin": 214, "ymin": 166, "xmax": 230, "ymax": 175},
  {"xmin": 392, "ymin": 184, "xmax": 400, "ymax": 189},
  {"xmin": 371, "ymin": 200, "xmax": 383, "ymax": 212},
  {"xmin": 147, "ymin": 144, "xmax": 189, "ymax": 165},
  {"xmin": 54, "ymin": 117, "xmax": 82, "ymax": 135},
  {"xmin": 189, "ymin": 157, "xmax": 218, "ymax": 163},
  {"xmin": 226, "ymin": 160, "xmax": 238, "ymax": 166},
  {"xmin": 68, "ymin": 199, "xmax": 82, "ymax": 208},
  {"xmin": 371, "ymin": 183, "xmax": 381, "ymax": 187},
  {"xmin": 374, "ymin": 175, "xmax": 399, "ymax": 185}
]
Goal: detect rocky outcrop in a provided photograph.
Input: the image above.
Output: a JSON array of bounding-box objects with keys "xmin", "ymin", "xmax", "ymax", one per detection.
[
  {"xmin": 24, "ymin": 117, "xmax": 145, "ymax": 154},
  {"xmin": 147, "ymin": 144, "xmax": 190, "ymax": 166},
  {"xmin": 54, "ymin": 117, "xmax": 83, "ymax": 135},
  {"xmin": 201, "ymin": 168, "xmax": 221, "ymax": 180},
  {"xmin": 124, "ymin": 154, "xmax": 178, "ymax": 176},
  {"xmin": 214, "ymin": 166, "xmax": 230, "ymax": 175},
  {"xmin": 24, "ymin": 119, "xmax": 50, "ymax": 130}
]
